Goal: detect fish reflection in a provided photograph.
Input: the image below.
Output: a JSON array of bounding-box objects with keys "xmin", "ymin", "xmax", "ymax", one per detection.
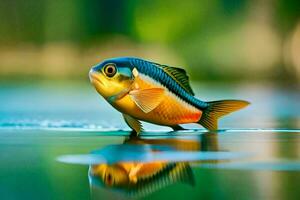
[
  {"xmin": 89, "ymin": 134, "xmax": 219, "ymax": 198},
  {"xmin": 90, "ymin": 159, "xmax": 194, "ymax": 198}
]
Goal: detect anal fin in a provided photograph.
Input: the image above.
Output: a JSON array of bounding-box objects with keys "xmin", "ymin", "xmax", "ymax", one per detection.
[{"xmin": 170, "ymin": 125, "xmax": 185, "ymax": 131}]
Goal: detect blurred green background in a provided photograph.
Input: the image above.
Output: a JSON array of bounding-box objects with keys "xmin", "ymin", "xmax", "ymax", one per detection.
[
  {"xmin": 0, "ymin": 0, "xmax": 300, "ymax": 83},
  {"xmin": 0, "ymin": 2, "xmax": 300, "ymax": 200}
]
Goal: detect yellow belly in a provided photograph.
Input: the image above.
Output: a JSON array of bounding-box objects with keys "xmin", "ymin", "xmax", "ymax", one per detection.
[{"xmin": 112, "ymin": 75, "xmax": 202, "ymax": 126}]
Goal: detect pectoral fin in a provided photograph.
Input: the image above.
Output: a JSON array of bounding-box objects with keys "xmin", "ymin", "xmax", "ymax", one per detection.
[
  {"xmin": 123, "ymin": 114, "xmax": 143, "ymax": 134},
  {"xmin": 129, "ymin": 88, "xmax": 165, "ymax": 113},
  {"xmin": 128, "ymin": 163, "xmax": 143, "ymax": 184}
]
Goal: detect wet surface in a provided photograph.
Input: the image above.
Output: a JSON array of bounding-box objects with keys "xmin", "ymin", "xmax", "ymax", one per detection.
[
  {"xmin": 0, "ymin": 129, "xmax": 299, "ymax": 200},
  {"xmin": 0, "ymin": 82, "xmax": 299, "ymax": 199}
]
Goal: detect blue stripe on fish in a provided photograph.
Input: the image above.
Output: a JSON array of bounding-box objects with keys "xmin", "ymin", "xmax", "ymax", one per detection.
[{"xmin": 128, "ymin": 57, "xmax": 208, "ymax": 110}]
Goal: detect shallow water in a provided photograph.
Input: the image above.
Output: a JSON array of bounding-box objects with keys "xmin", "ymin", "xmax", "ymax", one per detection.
[{"xmin": 0, "ymin": 81, "xmax": 299, "ymax": 200}]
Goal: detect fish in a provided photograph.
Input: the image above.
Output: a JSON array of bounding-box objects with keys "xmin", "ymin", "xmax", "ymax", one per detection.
[{"xmin": 89, "ymin": 57, "xmax": 249, "ymax": 134}]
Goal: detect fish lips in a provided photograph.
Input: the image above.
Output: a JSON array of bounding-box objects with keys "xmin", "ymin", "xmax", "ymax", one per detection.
[{"xmin": 89, "ymin": 69, "xmax": 104, "ymax": 85}]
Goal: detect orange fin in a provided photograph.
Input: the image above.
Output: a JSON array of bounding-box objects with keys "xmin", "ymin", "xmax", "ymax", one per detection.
[
  {"xmin": 129, "ymin": 88, "xmax": 165, "ymax": 113},
  {"xmin": 123, "ymin": 114, "xmax": 143, "ymax": 134},
  {"xmin": 198, "ymin": 100, "xmax": 250, "ymax": 130}
]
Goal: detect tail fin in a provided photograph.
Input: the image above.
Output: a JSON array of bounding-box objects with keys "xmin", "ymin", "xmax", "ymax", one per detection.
[{"xmin": 198, "ymin": 100, "xmax": 250, "ymax": 130}]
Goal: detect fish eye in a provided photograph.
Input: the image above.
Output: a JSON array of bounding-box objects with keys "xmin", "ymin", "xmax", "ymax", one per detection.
[{"xmin": 103, "ymin": 64, "xmax": 117, "ymax": 78}]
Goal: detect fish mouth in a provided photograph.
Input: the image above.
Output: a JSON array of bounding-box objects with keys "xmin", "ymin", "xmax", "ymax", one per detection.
[{"xmin": 89, "ymin": 69, "xmax": 103, "ymax": 85}]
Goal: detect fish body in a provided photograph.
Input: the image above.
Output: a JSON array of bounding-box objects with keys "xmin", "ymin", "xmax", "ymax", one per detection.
[
  {"xmin": 89, "ymin": 57, "xmax": 249, "ymax": 133},
  {"xmin": 112, "ymin": 72, "xmax": 201, "ymax": 126}
]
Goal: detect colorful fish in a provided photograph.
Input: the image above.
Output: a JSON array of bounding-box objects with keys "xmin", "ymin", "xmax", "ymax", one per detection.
[{"xmin": 89, "ymin": 57, "xmax": 249, "ymax": 134}]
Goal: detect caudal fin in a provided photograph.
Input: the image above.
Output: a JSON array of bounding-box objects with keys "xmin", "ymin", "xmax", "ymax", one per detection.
[{"xmin": 198, "ymin": 100, "xmax": 250, "ymax": 130}]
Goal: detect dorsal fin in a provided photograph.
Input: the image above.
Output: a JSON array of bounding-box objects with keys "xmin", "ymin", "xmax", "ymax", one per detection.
[{"xmin": 160, "ymin": 65, "xmax": 195, "ymax": 96}]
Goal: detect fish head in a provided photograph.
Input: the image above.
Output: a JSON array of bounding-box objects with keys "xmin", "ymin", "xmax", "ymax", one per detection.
[
  {"xmin": 90, "ymin": 164, "xmax": 130, "ymax": 187},
  {"xmin": 89, "ymin": 57, "xmax": 136, "ymax": 99}
]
